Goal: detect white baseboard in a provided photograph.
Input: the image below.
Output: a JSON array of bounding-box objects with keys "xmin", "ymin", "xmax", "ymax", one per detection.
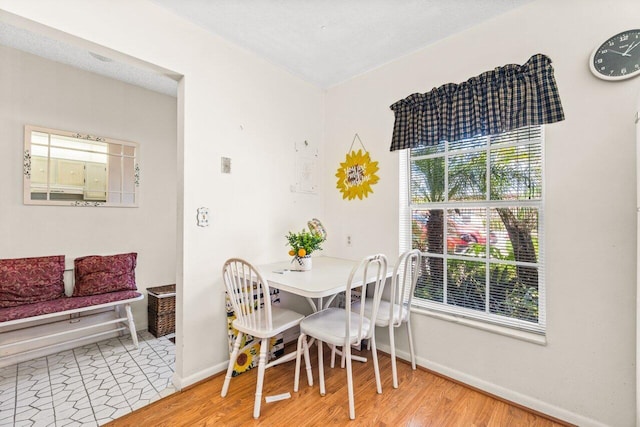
[
  {"xmin": 172, "ymin": 361, "xmax": 227, "ymax": 391},
  {"xmin": 171, "ymin": 329, "xmax": 299, "ymax": 391},
  {"xmin": 376, "ymin": 343, "xmax": 606, "ymax": 427}
]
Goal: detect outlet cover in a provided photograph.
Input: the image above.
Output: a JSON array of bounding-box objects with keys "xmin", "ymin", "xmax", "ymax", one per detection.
[{"xmin": 197, "ymin": 207, "xmax": 209, "ymax": 227}]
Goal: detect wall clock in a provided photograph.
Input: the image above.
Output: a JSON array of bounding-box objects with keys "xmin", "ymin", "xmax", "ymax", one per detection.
[{"xmin": 590, "ymin": 29, "xmax": 640, "ymax": 81}]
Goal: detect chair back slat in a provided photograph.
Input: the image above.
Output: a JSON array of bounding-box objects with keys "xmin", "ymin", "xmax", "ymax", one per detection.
[
  {"xmin": 222, "ymin": 258, "xmax": 273, "ymax": 332},
  {"xmin": 345, "ymin": 254, "xmax": 388, "ymax": 346},
  {"xmin": 391, "ymin": 249, "xmax": 422, "ymax": 327}
]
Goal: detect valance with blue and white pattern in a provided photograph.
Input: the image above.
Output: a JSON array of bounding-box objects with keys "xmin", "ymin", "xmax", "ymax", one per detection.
[{"xmin": 389, "ymin": 54, "xmax": 564, "ymax": 151}]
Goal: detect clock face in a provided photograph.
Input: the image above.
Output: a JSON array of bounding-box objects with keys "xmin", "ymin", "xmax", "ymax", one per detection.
[{"xmin": 590, "ymin": 29, "xmax": 640, "ymax": 80}]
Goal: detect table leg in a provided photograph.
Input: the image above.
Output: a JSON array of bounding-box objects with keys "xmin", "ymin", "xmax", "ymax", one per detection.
[{"xmin": 304, "ymin": 297, "xmax": 317, "ymax": 312}]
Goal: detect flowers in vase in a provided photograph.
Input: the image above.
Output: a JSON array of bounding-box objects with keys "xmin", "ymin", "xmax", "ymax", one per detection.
[{"xmin": 286, "ymin": 229, "xmax": 325, "ymax": 258}]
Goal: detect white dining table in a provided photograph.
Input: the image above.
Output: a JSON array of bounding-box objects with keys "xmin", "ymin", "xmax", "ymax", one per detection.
[
  {"xmin": 259, "ymin": 255, "xmax": 391, "ymax": 363},
  {"xmin": 258, "ymin": 256, "xmax": 391, "ymax": 312}
]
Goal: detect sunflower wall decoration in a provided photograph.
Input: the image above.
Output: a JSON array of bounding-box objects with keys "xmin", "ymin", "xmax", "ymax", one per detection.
[{"xmin": 335, "ymin": 134, "xmax": 380, "ymax": 200}]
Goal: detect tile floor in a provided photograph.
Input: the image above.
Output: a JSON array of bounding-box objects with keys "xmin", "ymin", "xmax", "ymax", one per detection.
[{"xmin": 0, "ymin": 331, "xmax": 176, "ymax": 426}]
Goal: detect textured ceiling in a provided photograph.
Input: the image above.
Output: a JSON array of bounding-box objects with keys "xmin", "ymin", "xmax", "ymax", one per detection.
[
  {"xmin": 150, "ymin": 0, "xmax": 533, "ymax": 88},
  {"xmin": 0, "ymin": 1, "xmax": 532, "ymax": 94},
  {"xmin": 0, "ymin": 20, "xmax": 179, "ymax": 97}
]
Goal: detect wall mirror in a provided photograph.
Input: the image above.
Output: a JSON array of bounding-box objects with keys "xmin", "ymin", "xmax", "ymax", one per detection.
[{"xmin": 23, "ymin": 125, "xmax": 139, "ymax": 207}]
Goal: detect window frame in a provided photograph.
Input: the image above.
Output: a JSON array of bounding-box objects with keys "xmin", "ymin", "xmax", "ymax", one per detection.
[{"xmin": 401, "ymin": 126, "xmax": 546, "ymax": 335}]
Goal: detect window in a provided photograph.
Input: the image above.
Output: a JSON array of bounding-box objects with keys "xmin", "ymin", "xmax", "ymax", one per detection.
[{"xmin": 403, "ymin": 126, "xmax": 544, "ymax": 334}]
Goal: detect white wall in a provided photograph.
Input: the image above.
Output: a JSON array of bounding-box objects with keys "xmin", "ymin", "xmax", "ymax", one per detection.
[
  {"xmin": 3, "ymin": 0, "xmax": 638, "ymax": 425},
  {"xmin": 323, "ymin": 0, "xmax": 639, "ymax": 425},
  {"xmin": 0, "ymin": 0, "xmax": 324, "ymax": 390},
  {"xmin": 0, "ymin": 44, "xmax": 177, "ymax": 330}
]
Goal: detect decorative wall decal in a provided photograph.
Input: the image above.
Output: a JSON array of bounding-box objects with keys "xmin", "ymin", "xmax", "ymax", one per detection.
[
  {"xmin": 23, "ymin": 150, "xmax": 31, "ymax": 179},
  {"xmin": 335, "ymin": 134, "xmax": 379, "ymax": 200},
  {"xmin": 73, "ymin": 133, "xmax": 105, "ymax": 142},
  {"xmin": 135, "ymin": 164, "xmax": 140, "ymax": 186},
  {"xmin": 71, "ymin": 201, "xmax": 105, "ymax": 207},
  {"xmin": 293, "ymin": 140, "xmax": 318, "ymax": 194}
]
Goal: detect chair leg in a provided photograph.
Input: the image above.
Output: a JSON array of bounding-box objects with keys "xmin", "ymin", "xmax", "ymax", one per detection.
[
  {"xmin": 370, "ymin": 336, "xmax": 382, "ymax": 394},
  {"xmin": 345, "ymin": 341, "xmax": 355, "ymax": 420},
  {"xmin": 389, "ymin": 325, "xmax": 398, "ymax": 388},
  {"xmin": 330, "ymin": 344, "xmax": 336, "ymax": 368},
  {"xmin": 406, "ymin": 319, "xmax": 417, "ymax": 370},
  {"xmin": 221, "ymin": 332, "xmax": 243, "ymax": 397},
  {"xmin": 318, "ymin": 340, "xmax": 326, "ymax": 396},
  {"xmin": 294, "ymin": 334, "xmax": 305, "ymax": 392},
  {"xmin": 303, "ymin": 337, "xmax": 313, "ymax": 386},
  {"xmin": 253, "ymin": 338, "xmax": 269, "ymax": 419}
]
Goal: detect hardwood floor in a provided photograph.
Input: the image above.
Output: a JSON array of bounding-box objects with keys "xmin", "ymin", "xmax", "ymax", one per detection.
[{"xmin": 106, "ymin": 346, "xmax": 570, "ymax": 426}]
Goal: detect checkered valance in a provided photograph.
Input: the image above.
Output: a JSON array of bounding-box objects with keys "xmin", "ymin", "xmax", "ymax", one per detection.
[{"xmin": 389, "ymin": 54, "xmax": 564, "ymax": 151}]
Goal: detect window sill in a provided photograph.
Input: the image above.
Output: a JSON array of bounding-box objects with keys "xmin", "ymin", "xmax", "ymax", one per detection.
[{"xmin": 411, "ymin": 306, "xmax": 547, "ymax": 346}]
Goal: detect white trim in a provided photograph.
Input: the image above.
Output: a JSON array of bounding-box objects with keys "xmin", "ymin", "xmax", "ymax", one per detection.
[
  {"xmin": 172, "ymin": 361, "xmax": 227, "ymax": 391},
  {"xmin": 399, "ymin": 150, "xmax": 411, "ymax": 254},
  {"xmin": 635, "ymin": 95, "xmax": 640, "ymax": 427},
  {"xmin": 411, "ymin": 306, "xmax": 546, "ymax": 345}
]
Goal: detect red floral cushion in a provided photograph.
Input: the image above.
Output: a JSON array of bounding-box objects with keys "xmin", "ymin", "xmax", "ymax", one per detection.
[
  {"xmin": 0, "ymin": 290, "xmax": 142, "ymax": 322},
  {"xmin": 73, "ymin": 253, "xmax": 137, "ymax": 296},
  {"xmin": 0, "ymin": 255, "xmax": 65, "ymax": 308}
]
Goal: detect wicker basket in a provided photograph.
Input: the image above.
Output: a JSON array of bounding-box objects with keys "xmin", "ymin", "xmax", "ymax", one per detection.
[
  {"xmin": 148, "ymin": 285, "xmax": 176, "ymax": 313},
  {"xmin": 148, "ymin": 284, "xmax": 176, "ymax": 337}
]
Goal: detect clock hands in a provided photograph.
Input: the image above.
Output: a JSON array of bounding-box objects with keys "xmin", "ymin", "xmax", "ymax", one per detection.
[
  {"xmin": 607, "ymin": 48, "xmax": 631, "ymax": 57},
  {"xmin": 624, "ymin": 41, "xmax": 640, "ymax": 55}
]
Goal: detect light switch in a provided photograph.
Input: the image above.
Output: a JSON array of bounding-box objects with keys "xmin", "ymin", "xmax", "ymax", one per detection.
[{"xmin": 221, "ymin": 157, "xmax": 231, "ymax": 174}]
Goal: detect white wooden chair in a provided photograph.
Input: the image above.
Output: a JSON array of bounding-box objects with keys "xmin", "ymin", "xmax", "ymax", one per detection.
[
  {"xmin": 353, "ymin": 249, "xmax": 421, "ymax": 388},
  {"xmin": 293, "ymin": 254, "xmax": 388, "ymax": 420},
  {"xmin": 221, "ymin": 258, "xmax": 312, "ymax": 419}
]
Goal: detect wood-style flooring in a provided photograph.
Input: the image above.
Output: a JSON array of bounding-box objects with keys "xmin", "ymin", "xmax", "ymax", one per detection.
[{"xmin": 105, "ymin": 345, "xmax": 571, "ymax": 426}]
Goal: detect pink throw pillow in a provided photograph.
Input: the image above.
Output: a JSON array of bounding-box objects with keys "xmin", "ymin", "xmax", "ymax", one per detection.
[
  {"xmin": 0, "ymin": 255, "xmax": 65, "ymax": 308},
  {"xmin": 73, "ymin": 253, "xmax": 137, "ymax": 296}
]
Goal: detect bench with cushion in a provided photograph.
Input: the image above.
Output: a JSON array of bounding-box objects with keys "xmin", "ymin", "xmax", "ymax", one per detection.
[{"xmin": 0, "ymin": 253, "xmax": 143, "ymax": 367}]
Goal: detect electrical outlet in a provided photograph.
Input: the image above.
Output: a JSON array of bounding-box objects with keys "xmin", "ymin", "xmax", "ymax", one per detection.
[
  {"xmin": 346, "ymin": 235, "xmax": 352, "ymax": 247},
  {"xmin": 197, "ymin": 207, "xmax": 209, "ymax": 227}
]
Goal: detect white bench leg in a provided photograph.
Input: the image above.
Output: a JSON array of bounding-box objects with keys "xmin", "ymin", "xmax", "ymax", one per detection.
[
  {"xmin": 124, "ymin": 304, "xmax": 139, "ymax": 348},
  {"xmin": 115, "ymin": 305, "xmax": 125, "ymax": 337}
]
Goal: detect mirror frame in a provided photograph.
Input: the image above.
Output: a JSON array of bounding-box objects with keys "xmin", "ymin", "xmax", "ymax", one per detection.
[{"xmin": 23, "ymin": 125, "xmax": 140, "ymax": 207}]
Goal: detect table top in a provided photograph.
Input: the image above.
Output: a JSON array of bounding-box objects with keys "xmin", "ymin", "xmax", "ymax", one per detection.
[{"xmin": 258, "ymin": 256, "xmax": 388, "ymax": 299}]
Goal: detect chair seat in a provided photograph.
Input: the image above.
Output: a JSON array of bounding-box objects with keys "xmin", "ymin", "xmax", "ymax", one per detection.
[
  {"xmin": 299, "ymin": 307, "xmax": 371, "ymax": 346},
  {"xmin": 353, "ymin": 298, "xmax": 409, "ymax": 327},
  {"xmin": 233, "ymin": 306, "xmax": 304, "ymax": 339}
]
